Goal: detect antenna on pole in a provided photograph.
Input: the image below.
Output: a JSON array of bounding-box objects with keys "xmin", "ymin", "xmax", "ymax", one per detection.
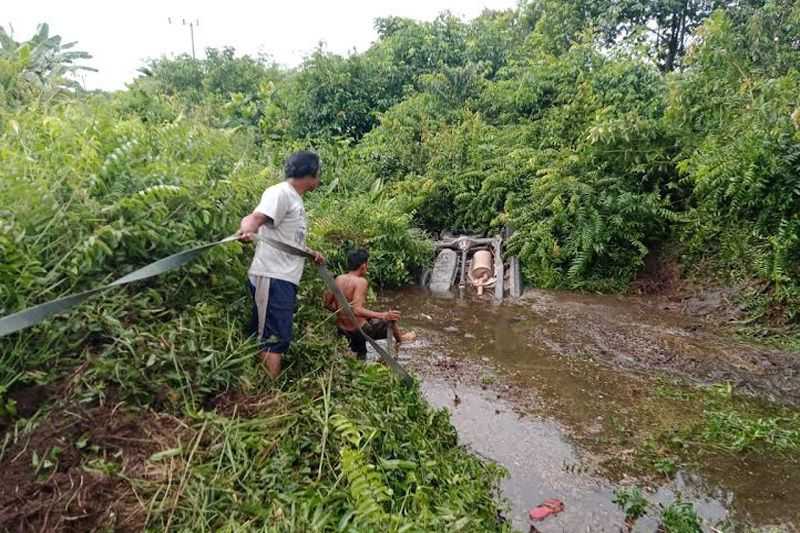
[{"xmin": 168, "ymin": 16, "xmax": 200, "ymax": 59}]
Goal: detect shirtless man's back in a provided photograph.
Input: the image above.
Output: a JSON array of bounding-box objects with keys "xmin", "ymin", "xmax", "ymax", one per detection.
[{"xmin": 332, "ymin": 273, "xmax": 368, "ymax": 330}]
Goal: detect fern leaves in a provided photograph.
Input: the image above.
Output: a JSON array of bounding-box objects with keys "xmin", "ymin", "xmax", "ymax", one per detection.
[
  {"xmin": 330, "ymin": 414, "xmax": 393, "ymax": 528},
  {"xmin": 340, "ymin": 447, "xmax": 392, "ymax": 525}
]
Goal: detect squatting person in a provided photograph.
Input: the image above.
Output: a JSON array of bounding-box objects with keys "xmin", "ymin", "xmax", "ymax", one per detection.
[
  {"xmin": 238, "ymin": 150, "xmax": 325, "ymax": 378},
  {"xmin": 324, "ymin": 248, "xmax": 415, "ymax": 360}
]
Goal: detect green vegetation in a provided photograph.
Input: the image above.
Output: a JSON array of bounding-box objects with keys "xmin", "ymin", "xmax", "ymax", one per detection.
[
  {"xmin": 613, "ymin": 487, "xmax": 703, "ymax": 532},
  {"xmin": 612, "ymin": 486, "xmax": 648, "ymax": 521},
  {"xmin": 148, "ymin": 362, "xmax": 507, "ymax": 531},
  {"xmin": 2, "ymin": 0, "xmax": 800, "ymax": 529},
  {"xmin": 625, "ymin": 382, "xmax": 800, "ymax": 487},
  {"xmin": 147, "ymin": 0, "xmax": 799, "ymax": 320},
  {"xmin": 688, "ymin": 384, "xmax": 800, "ymax": 455},
  {"xmin": 659, "ymin": 500, "xmax": 703, "ymax": 532},
  {"xmin": 0, "ymin": 21, "xmax": 490, "ymax": 532},
  {"xmin": 702, "ymin": 409, "xmax": 800, "ymax": 452}
]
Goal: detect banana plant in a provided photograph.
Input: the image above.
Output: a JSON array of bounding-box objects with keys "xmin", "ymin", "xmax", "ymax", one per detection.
[{"xmin": 0, "ymin": 23, "xmax": 96, "ymax": 105}]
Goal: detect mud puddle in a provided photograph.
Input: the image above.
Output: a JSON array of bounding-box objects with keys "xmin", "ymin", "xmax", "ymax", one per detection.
[{"xmin": 373, "ymin": 288, "xmax": 800, "ymax": 532}]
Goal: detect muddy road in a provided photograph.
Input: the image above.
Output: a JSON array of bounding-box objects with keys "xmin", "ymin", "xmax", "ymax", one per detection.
[
  {"xmin": 374, "ymin": 288, "xmax": 800, "ymax": 532},
  {"xmin": 519, "ymin": 289, "xmax": 800, "ymax": 405}
]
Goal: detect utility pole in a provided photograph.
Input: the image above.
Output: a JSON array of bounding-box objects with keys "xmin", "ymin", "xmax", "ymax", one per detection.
[{"xmin": 168, "ymin": 17, "xmax": 199, "ymax": 59}]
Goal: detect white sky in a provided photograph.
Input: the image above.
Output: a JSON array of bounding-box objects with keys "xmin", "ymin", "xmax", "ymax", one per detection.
[{"xmin": 4, "ymin": 0, "xmax": 518, "ymax": 91}]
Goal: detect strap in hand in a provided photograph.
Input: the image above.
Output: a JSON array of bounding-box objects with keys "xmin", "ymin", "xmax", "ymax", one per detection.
[
  {"xmin": 254, "ymin": 234, "xmax": 412, "ymax": 384},
  {"xmin": 0, "ymin": 233, "xmax": 412, "ymax": 385}
]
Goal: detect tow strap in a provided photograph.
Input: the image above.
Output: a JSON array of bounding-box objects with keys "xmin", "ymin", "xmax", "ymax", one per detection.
[{"xmin": 0, "ymin": 234, "xmax": 412, "ymax": 384}]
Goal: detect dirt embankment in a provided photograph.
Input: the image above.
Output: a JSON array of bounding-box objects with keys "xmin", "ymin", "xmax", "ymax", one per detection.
[
  {"xmin": 0, "ymin": 383, "xmax": 287, "ymax": 533},
  {"xmin": 0, "ymin": 404, "xmax": 186, "ymax": 532}
]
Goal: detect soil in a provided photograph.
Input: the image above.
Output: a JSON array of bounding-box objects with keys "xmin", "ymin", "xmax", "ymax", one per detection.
[
  {"xmin": 388, "ymin": 284, "xmax": 800, "ymax": 406},
  {"xmin": 631, "ymin": 251, "xmax": 683, "ymax": 296},
  {"xmin": 207, "ymin": 389, "xmax": 288, "ymax": 418},
  {"xmin": 0, "ymin": 403, "xmax": 188, "ymax": 532},
  {"xmin": 8, "ymin": 383, "xmax": 56, "ymax": 418},
  {"xmin": 631, "ymin": 251, "xmax": 751, "ymax": 324},
  {"xmin": 1, "ymin": 383, "xmax": 59, "ymax": 435}
]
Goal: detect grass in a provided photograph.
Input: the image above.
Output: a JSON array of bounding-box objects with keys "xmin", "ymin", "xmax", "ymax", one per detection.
[
  {"xmin": 612, "ymin": 487, "xmax": 648, "ymax": 521},
  {"xmin": 630, "ymin": 382, "xmax": 800, "ymax": 472},
  {"xmin": 659, "ymin": 500, "xmax": 702, "ymax": 532},
  {"xmin": 613, "ymin": 488, "xmax": 703, "ymax": 532},
  {"xmin": 667, "ymin": 383, "xmax": 800, "ymax": 457},
  {"xmin": 2, "ymin": 315, "xmax": 510, "ymax": 532},
  {"xmin": 136, "ymin": 358, "xmax": 510, "ymax": 531},
  {"xmin": 588, "ymin": 376, "xmax": 800, "ymax": 514},
  {"xmin": 701, "ymin": 409, "xmax": 800, "ymax": 453}
]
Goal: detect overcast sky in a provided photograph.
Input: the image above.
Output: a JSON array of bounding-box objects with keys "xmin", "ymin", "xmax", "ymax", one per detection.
[{"xmin": 5, "ymin": 0, "xmax": 518, "ymax": 91}]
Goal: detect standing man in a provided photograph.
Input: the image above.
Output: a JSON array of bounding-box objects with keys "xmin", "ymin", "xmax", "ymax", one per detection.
[
  {"xmin": 324, "ymin": 249, "xmax": 416, "ymax": 360},
  {"xmin": 238, "ymin": 151, "xmax": 325, "ymax": 378}
]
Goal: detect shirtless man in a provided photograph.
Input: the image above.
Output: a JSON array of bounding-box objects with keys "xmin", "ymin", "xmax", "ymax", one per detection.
[{"xmin": 324, "ymin": 248, "xmax": 415, "ymax": 360}]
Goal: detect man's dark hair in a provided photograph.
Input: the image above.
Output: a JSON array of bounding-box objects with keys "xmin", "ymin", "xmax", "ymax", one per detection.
[
  {"xmin": 285, "ymin": 150, "xmax": 321, "ymax": 179},
  {"xmin": 347, "ymin": 248, "xmax": 369, "ymax": 271}
]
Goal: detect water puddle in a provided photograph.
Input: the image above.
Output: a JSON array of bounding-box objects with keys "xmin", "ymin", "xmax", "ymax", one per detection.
[{"xmin": 374, "ymin": 288, "xmax": 800, "ymax": 531}]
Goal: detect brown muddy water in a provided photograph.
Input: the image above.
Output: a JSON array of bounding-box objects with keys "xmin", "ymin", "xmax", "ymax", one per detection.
[{"xmin": 372, "ymin": 288, "xmax": 800, "ymax": 532}]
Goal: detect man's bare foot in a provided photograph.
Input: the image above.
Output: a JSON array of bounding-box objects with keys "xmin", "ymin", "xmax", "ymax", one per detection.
[{"xmin": 398, "ymin": 331, "xmax": 416, "ymax": 343}]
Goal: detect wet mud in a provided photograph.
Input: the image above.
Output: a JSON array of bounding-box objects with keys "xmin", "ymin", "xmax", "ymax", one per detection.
[
  {"xmin": 518, "ymin": 288, "xmax": 800, "ymax": 406},
  {"xmin": 377, "ymin": 288, "xmax": 800, "ymax": 532}
]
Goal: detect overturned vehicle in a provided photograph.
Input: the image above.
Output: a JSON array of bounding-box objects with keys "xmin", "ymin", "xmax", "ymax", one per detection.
[{"xmin": 423, "ymin": 231, "xmax": 522, "ymax": 300}]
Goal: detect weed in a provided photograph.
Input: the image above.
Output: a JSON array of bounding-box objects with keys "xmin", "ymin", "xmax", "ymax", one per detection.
[
  {"xmin": 141, "ymin": 360, "xmax": 510, "ymax": 531},
  {"xmin": 650, "ymin": 384, "xmax": 800, "ymax": 460},
  {"xmin": 659, "ymin": 499, "xmax": 702, "ymax": 532},
  {"xmin": 614, "ymin": 488, "xmax": 705, "ymax": 533},
  {"xmin": 31, "ymin": 446, "xmax": 61, "ymax": 478},
  {"xmin": 701, "ymin": 409, "xmax": 800, "ymax": 454},
  {"xmin": 654, "ymin": 457, "xmax": 678, "ymax": 478},
  {"xmin": 654, "ymin": 385, "xmax": 695, "ymax": 402},
  {"xmin": 613, "ymin": 486, "xmax": 648, "ymax": 521}
]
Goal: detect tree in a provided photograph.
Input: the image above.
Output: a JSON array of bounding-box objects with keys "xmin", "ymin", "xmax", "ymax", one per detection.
[
  {"xmin": 273, "ymin": 48, "xmax": 398, "ymax": 140},
  {"xmin": 0, "ymin": 23, "xmax": 95, "ymax": 105},
  {"xmin": 516, "ymin": 0, "xmax": 730, "ymax": 71},
  {"xmin": 603, "ymin": 0, "xmax": 728, "ymax": 71},
  {"xmin": 136, "ymin": 47, "xmax": 280, "ymax": 102}
]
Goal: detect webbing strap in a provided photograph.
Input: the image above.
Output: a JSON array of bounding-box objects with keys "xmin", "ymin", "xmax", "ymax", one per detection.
[
  {"xmin": 0, "ymin": 234, "xmax": 412, "ymax": 384},
  {"xmin": 254, "ymin": 235, "xmax": 412, "ymax": 383},
  {"xmin": 0, "ymin": 235, "xmax": 239, "ymax": 337}
]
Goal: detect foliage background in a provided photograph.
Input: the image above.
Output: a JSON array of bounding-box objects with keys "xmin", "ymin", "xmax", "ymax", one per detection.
[{"xmin": 1, "ymin": 0, "xmax": 800, "ymax": 529}]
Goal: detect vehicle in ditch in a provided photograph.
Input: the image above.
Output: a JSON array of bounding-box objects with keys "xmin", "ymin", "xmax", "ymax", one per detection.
[{"xmin": 424, "ymin": 231, "xmax": 522, "ymax": 301}]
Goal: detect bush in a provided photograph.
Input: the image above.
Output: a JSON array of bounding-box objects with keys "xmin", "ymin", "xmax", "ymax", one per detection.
[
  {"xmin": 667, "ymin": 8, "xmax": 800, "ymax": 323},
  {"xmin": 309, "ymin": 191, "xmax": 433, "ymax": 288}
]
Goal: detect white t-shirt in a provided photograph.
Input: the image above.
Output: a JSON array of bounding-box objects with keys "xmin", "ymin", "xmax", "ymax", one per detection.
[{"xmin": 248, "ymin": 181, "xmax": 307, "ymax": 286}]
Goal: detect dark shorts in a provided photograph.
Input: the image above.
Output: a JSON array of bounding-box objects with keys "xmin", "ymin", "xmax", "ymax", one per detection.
[
  {"xmin": 248, "ymin": 278, "xmax": 298, "ymax": 354},
  {"xmin": 338, "ymin": 319, "xmax": 390, "ymax": 360}
]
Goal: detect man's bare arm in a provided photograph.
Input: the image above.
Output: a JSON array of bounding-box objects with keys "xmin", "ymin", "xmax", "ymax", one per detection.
[
  {"xmin": 238, "ymin": 212, "xmax": 270, "ymax": 240},
  {"xmin": 350, "ymin": 279, "xmax": 399, "ymax": 321}
]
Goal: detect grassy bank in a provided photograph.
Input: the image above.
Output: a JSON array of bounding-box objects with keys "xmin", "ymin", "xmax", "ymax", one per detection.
[{"xmin": 1, "ymin": 354, "xmax": 509, "ymax": 531}]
